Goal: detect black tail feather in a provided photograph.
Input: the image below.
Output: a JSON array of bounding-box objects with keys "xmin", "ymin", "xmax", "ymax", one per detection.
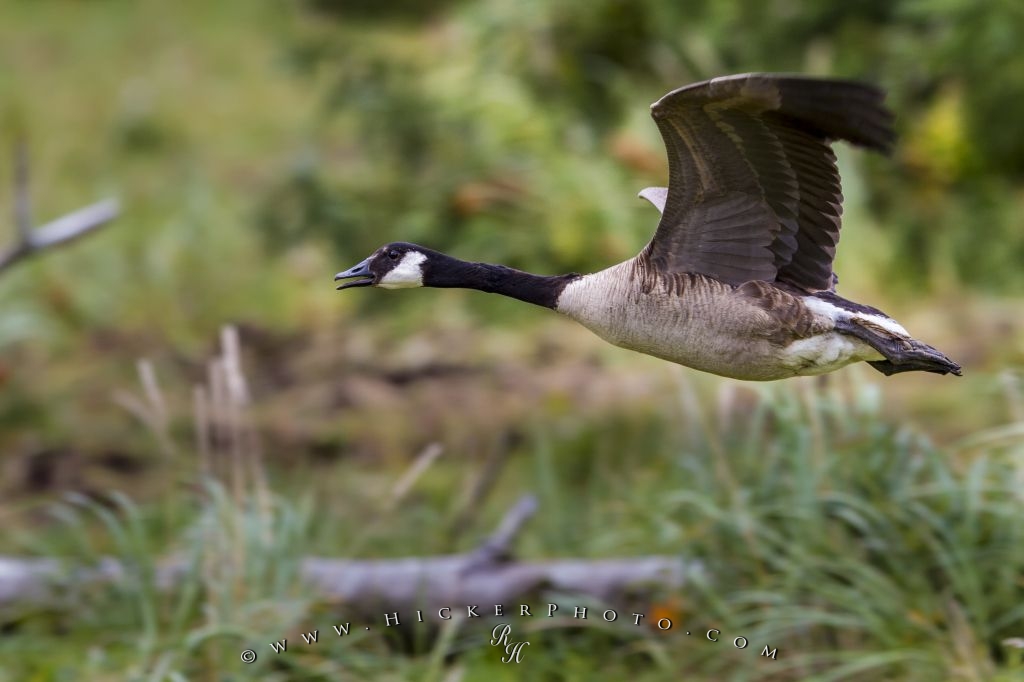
[
  {"xmin": 836, "ymin": 319, "xmax": 962, "ymax": 377},
  {"xmin": 867, "ymin": 354, "xmax": 962, "ymax": 376}
]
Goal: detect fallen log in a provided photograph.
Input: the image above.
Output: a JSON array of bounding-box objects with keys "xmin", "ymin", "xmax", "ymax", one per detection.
[{"xmin": 0, "ymin": 495, "xmax": 699, "ymax": 618}]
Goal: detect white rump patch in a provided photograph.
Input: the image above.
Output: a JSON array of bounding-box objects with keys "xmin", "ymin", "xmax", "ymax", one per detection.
[
  {"xmin": 853, "ymin": 312, "xmax": 910, "ymax": 337},
  {"xmin": 379, "ymin": 251, "xmax": 427, "ymax": 289},
  {"xmin": 802, "ymin": 296, "xmax": 910, "ymax": 338},
  {"xmin": 801, "ymin": 296, "xmax": 844, "ymax": 322}
]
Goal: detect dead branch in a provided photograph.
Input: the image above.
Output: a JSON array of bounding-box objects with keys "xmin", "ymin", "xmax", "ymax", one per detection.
[
  {"xmin": 0, "ymin": 495, "xmax": 699, "ymax": 617},
  {"xmin": 0, "ymin": 142, "xmax": 119, "ymax": 275}
]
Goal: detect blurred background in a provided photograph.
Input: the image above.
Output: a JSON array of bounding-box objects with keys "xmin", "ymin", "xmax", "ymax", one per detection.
[{"xmin": 2, "ymin": 0, "xmax": 1024, "ymax": 680}]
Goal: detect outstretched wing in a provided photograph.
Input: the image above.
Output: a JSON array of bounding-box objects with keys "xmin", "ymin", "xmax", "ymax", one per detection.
[{"xmin": 641, "ymin": 73, "xmax": 894, "ymax": 291}]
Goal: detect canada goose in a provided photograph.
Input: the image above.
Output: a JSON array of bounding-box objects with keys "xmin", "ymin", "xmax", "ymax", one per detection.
[{"xmin": 335, "ymin": 73, "xmax": 961, "ymax": 381}]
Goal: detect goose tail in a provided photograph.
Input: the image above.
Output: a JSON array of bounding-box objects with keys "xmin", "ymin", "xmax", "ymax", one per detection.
[
  {"xmin": 830, "ymin": 310, "xmax": 962, "ymax": 377},
  {"xmin": 866, "ymin": 338, "xmax": 962, "ymax": 377}
]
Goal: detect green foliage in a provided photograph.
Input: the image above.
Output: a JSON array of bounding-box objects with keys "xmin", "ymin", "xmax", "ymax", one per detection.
[
  {"xmin": 1, "ymin": 481, "xmax": 316, "ymax": 682},
  {"xmin": 256, "ymin": 0, "xmax": 1024, "ymax": 292},
  {"xmin": 4, "ymin": 374, "xmax": 1024, "ymax": 681}
]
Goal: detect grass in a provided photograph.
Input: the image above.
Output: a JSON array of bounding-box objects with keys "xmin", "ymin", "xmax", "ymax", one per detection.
[{"xmin": 2, "ymin": 336, "xmax": 1023, "ymax": 682}]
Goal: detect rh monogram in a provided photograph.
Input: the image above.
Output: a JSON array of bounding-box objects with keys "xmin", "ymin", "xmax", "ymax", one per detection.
[{"xmin": 490, "ymin": 623, "xmax": 530, "ymax": 663}]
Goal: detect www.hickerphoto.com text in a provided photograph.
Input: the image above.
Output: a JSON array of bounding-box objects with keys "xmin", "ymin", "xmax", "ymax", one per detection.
[{"xmin": 261, "ymin": 603, "xmax": 780, "ymax": 661}]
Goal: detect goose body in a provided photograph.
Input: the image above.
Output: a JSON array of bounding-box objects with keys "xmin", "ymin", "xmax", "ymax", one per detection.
[
  {"xmin": 557, "ymin": 262, "xmax": 895, "ymax": 380},
  {"xmin": 336, "ymin": 73, "xmax": 961, "ymax": 380}
]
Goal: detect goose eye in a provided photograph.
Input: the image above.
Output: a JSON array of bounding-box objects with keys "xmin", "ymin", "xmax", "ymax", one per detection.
[{"xmin": 387, "ymin": 250, "xmax": 400, "ymax": 260}]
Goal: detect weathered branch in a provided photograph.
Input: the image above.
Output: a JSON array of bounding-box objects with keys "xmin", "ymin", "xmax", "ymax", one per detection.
[
  {"xmin": 300, "ymin": 555, "xmax": 692, "ymax": 619},
  {"xmin": 0, "ymin": 143, "xmax": 119, "ymax": 275},
  {"xmin": 14, "ymin": 141, "xmax": 32, "ymax": 239},
  {"xmin": 0, "ymin": 495, "xmax": 699, "ymax": 617},
  {"xmin": 462, "ymin": 492, "xmax": 538, "ymax": 568}
]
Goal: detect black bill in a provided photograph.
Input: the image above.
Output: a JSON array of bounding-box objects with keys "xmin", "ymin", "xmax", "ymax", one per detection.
[{"xmin": 334, "ymin": 258, "xmax": 375, "ymax": 290}]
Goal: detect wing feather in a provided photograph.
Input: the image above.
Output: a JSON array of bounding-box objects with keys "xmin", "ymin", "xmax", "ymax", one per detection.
[{"xmin": 642, "ymin": 73, "xmax": 894, "ymax": 290}]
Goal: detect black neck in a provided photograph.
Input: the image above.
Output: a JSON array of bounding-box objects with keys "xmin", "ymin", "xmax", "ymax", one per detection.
[{"xmin": 424, "ymin": 254, "xmax": 577, "ymax": 309}]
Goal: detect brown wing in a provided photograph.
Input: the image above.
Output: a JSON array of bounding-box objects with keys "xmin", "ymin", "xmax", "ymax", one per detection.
[{"xmin": 641, "ymin": 73, "xmax": 894, "ymax": 290}]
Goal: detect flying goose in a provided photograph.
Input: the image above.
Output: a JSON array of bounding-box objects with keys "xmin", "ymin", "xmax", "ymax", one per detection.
[{"xmin": 335, "ymin": 73, "xmax": 961, "ymax": 381}]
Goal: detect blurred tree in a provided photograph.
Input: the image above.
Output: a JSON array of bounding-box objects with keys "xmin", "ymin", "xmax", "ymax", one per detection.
[{"xmin": 257, "ymin": 0, "xmax": 1024, "ymax": 294}]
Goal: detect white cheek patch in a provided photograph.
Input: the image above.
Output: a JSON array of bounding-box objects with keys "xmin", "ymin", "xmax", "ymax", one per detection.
[{"xmin": 379, "ymin": 251, "xmax": 427, "ymax": 289}]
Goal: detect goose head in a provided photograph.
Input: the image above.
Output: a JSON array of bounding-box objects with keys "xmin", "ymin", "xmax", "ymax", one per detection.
[
  {"xmin": 335, "ymin": 242, "xmax": 575, "ymax": 308},
  {"xmin": 335, "ymin": 242, "xmax": 432, "ymax": 290}
]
